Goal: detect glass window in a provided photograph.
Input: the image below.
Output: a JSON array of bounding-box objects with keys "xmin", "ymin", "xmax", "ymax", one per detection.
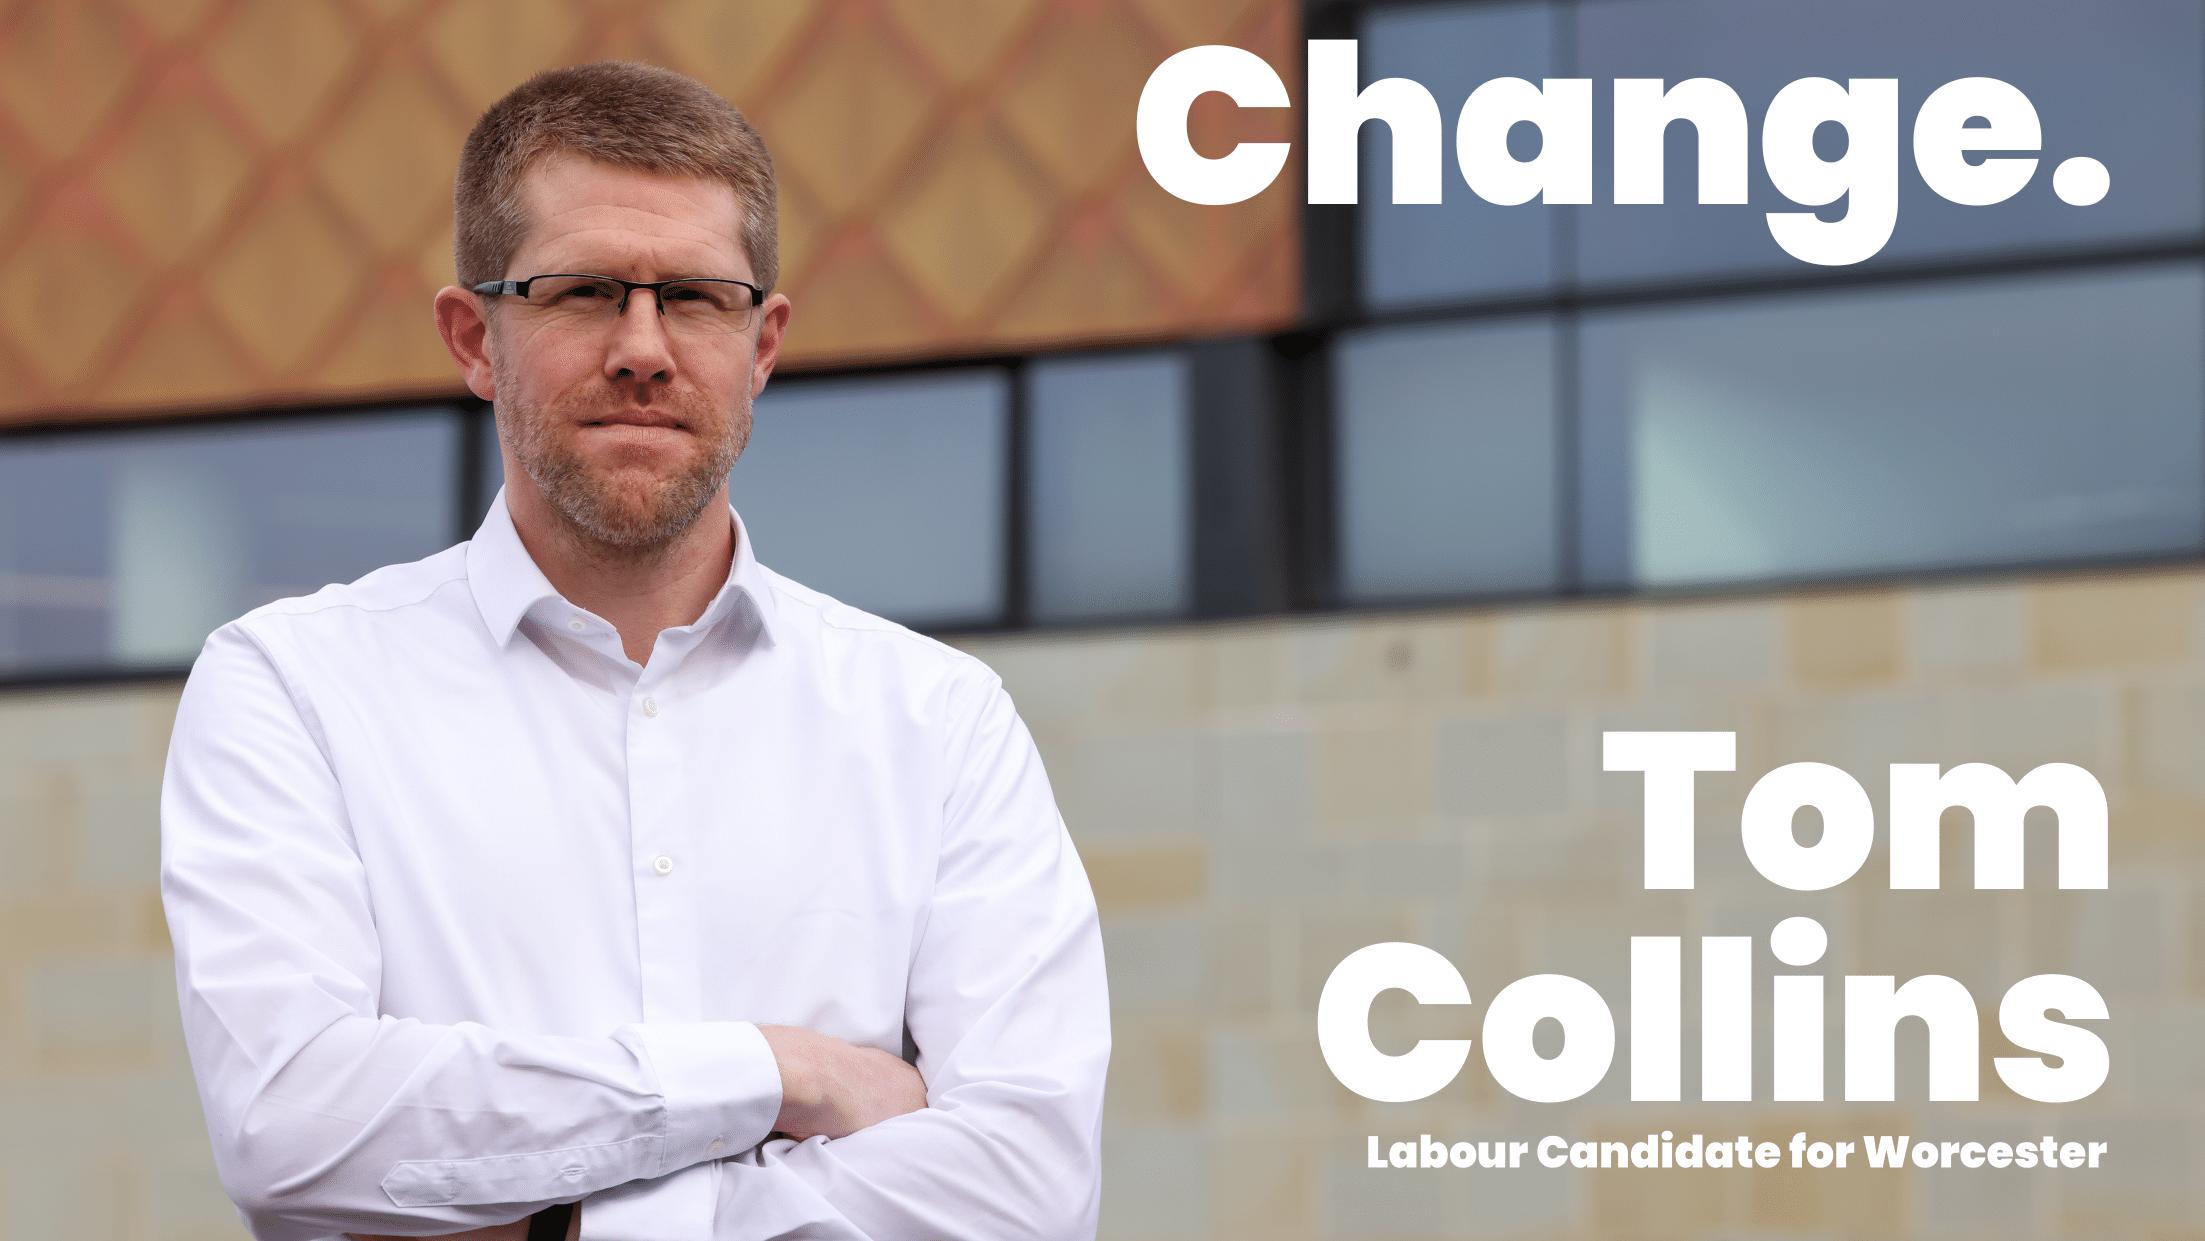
[
  {"xmin": 1359, "ymin": 1, "xmax": 1562, "ymax": 308},
  {"xmin": 0, "ymin": 409, "xmax": 464, "ymax": 675},
  {"xmin": 1026, "ymin": 352, "xmax": 1192, "ymax": 621},
  {"xmin": 1332, "ymin": 316, "xmax": 1562, "ymax": 601},
  {"xmin": 1577, "ymin": 262, "xmax": 2205, "ymax": 588},
  {"xmin": 732, "ymin": 370, "xmax": 1009, "ymax": 627},
  {"xmin": 1573, "ymin": 0, "xmax": 2205, "ymax": 286}
]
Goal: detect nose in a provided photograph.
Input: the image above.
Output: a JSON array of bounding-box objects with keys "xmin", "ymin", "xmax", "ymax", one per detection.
[{"xmin": 602, "ymin": 287, "xmax": 676, "ymax": 386}]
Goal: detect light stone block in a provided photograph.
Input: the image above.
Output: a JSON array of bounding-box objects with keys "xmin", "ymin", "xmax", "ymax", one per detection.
[
  {"xmin": 1099, "ymin": 1126, "xmax": 1208, "ymax": 1241},
  {"xmin": 1208, "ymin": 1020, "xmax": 1376, "ymax": 1123},
  {"xmin": 1209, "ymin": 1128, "xmax": 1316, "ymax": 1239},
  {"xmin": 1766, "ymin": 688, "xmax": 1953, "ymax": 775},
  {"xmin": 1281, "ymin": 613, "xmax": 1487, "ymax": 707},
  {"xmin": 144, "ymin": 1152, "xmax": 250, "ymax": 1241},
  {"xmin": 971, "ymin": 630, "xmax": 1212, "ymax": 732},
  {"xmin": 1083, "ymin": 839, "xmax": 1208, "ymax": 913},
  {"xmin": 1104, "ymin": 1020, "xmax": 1205, "ymax": 1124},
  {"xmin": 1643, "ymin": 599, "xmax": 1784, "ymax": 693},
  {"xmin": 1786, "ymin": 588, "xmax": 1906, "ymax": 689},
  {"xmin": 2030, "ymin": 571, "xmax": 2198, "ymax": 673},
  {"xmin": 2067, "ymin": 882, "xmax": 2175, "ymax": 996},
  {"xmin": 1944, "ymin": 681, "xmax": 2121, "ymax": 777},
  {"xmin": 1213, "ymin": 726, "xmax": 1315, "ymax": 838},
  {"xmin": 1319, "ymin": 1153, "xmax": 1474, "ymax": 1239},
  {"xmin": 2125, "ymin": 678, "xmax": 2205, "ymax": 799},
  {"xmin": 1103, "ymin": 909, "xmax": 1208, "ymax": 1018},
  {"xmin": 1204, "ymin": 909, "xmax": 1286, "ymax": 1020},
  {"xmin": 1489, "ymin": 604, "xmax": 1636, "ymax": 700},
  {"xmin": 0, "ymin": 772, "xmax": 76, "ymax": 898},
  {"xmin": 1208, "ymin": 838, "xmax": 1363, "ymax": 909},
  {"xmin": 2052, "ymin": 1113, "xmax": 2195, "ymax": 1233},
  {"xmin": 72, "ymin": 770, "xmax": 166, "ymax": 891},
  {"xmin": 1312, "ymin": 720, "xmax": 1432, "ymax": 833},
  {"xmin": 1360, "ymin": 838, "xmax": 1469, "ymax": 906},
  {"xmin": 1909, "ymin": 579, "xmax": 2028, "ymax": 681},
  {"xmin": 1432, "ymin": 712, "xmax": 1572, "ymax": 818},
  {"xmin": 24, "ymin": 956, "xmax": 165, "ymax": 1075},
  {"xmin": 1050, "ymin": 729, "xmax": 1214, "ymax": 840},
  {"xmin": 1291, "ymin": 909, "xmax": 1419, "ymax": 1012}
]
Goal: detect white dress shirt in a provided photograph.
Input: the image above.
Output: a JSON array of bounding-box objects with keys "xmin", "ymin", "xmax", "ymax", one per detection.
[{"xmin": 159, "ymin": 485, "xmax": 1111, "ymax": 1241}]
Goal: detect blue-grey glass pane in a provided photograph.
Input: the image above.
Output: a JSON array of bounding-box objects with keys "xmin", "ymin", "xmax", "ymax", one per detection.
[
  {"xmin": 1334, "ymin": 317, "xmax": 1561, "ymax": 600},
  {"xmin": 1579, "ymin": 262, "xmax": 2205, "ymax": 588},
  {"xmin": 1360, "ymin": 2, "xmax": 1560, "ymax": 308},
  {"xmin": 1027, "ymin": 352, "xmax": 1192, "ymax": 621},
  {"xmin": 732, "ymin": 371, "xmax": 1008, "ymax": 627},
  {"xmin": 0, "ymin": 410, "xmax": 462, "ymax": 673},
  {"xmin": 1575, "ymin": 0, "xmax": 2205, "ymax": 285}
]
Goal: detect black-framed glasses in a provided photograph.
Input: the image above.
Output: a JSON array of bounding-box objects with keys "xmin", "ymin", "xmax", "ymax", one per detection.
[{"xmin": 471, "ymin": 273, "xmax": 766, "ymax": 335}]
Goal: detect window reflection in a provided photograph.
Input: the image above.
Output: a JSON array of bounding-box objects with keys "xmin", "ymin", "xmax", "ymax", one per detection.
[
  {"xmin": 1333, "ymin": 316, "xmax": 1563, "ymax": 601},
  {"xmin": 733, "ymin": 370, "xmax": 1010, "ymax": 627},
  {"xmin": 1027, "ymin": 353, "xmax": 1192, "ymax": 621},
  {"xmin": 0, "ymin": 410, "xmax": 462, "ymax": 673},
  {"xmin": 1578, "ymin": 262, "xmax": 2205, "ymax": 587}
]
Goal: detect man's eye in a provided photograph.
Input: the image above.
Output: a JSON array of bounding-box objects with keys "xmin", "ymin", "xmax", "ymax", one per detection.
[{"xmin": 562, "ymin": 285, "xmax": 611, "ymax": 299}]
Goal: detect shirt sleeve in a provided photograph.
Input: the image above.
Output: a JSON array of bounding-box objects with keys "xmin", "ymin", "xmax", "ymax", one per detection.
[
  {"xmin": 159, "ymin": 619, "xmax": 784, "ymax": 1241},
  {"xmin": 603, "ymin": 668, "xmax": 1111, "ymax": 1241}
]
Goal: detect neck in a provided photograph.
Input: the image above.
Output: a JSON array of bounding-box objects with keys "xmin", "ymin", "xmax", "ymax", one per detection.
[{"xmin": 505, "ymin": 478, "xmax": 735, "ymax": 667}]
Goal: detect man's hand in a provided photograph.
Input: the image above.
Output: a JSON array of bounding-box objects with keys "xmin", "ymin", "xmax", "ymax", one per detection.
[
  {"xmin": 348, "ymin": 1204, "xmax": 578, "ymax": 1241},
  {"xmin": 759, "ymin": 1025, "xmax": 928, "ymax": 1141}
]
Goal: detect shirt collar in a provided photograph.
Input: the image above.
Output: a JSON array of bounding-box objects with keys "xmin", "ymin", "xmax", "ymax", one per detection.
[{"xmin": 465, "ymin": 483, "xmax": 779, "ymax": 649}]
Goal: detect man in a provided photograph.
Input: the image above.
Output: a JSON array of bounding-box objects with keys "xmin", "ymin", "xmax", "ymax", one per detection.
[{"xmin": 159, "ymin": 61, "xmax": 1111, "ymax": 1241}]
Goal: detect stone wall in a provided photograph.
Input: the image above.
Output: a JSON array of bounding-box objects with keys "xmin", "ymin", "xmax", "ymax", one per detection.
[{"xmin": 2, "ymin": 566, "xmax": 2197, "ymax": 1238}]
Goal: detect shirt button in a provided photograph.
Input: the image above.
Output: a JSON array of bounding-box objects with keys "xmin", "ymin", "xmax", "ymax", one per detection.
[
  {"xmin": 706, "ymin": 1137, "xmax": 726, "ymax": 1155},
  {"xmin": 567, "ymin": 616, "xmax": 586, "ymax": 632},
  {"xmin": 652, "ymin": 854, "xmax": 674, "ymax": 875},
  {"xmin": 641, "ymin": 695, "xmax": 659, "ymax": 718}
]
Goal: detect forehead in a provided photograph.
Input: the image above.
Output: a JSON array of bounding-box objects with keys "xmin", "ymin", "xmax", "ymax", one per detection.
[{"xmin": 509, "ymin": 151, "xmax": 748, "ymax": 280}]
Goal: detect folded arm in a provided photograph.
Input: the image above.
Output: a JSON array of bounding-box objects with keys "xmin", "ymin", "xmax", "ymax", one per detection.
[
  {"xmin": 161, "ymin": 621, "xmax": 785, "ymax": 1240},
  {"xmin": 578, "ymin": 670, "xmax": 1113, "ymax": 1241}
]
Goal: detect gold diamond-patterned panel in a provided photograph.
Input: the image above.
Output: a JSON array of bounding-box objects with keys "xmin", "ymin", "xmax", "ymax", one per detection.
[
  {"xmin": 423, "ymin": 0, "xmax": 592, "ymax": 116},
  {"xmin": 763, "ymin": 22, "xmax": 944, "ymax": 220},
  {"xmin": 880, "ymin": 0, "xmax": 1040, "ymax": 89},
  {"xmin": 878, "ymin": 116, "xmax": 1053, "ymax": 327},
  {"xmin": 91, "ymin": 64, "xmax": 255, "ymax": 259},
  {"xmin": 0, "ymin": 3, "xmax": 143, "ymax": 160},
  {"xmin": 310, "ymin": 63, "xmax": 468, "ymax": 252},
  {"xmin": 0, "ymin": 0, "xmax": 1299, "ymax": 425},
  {"xmin": 642, "ymin": 0, "xmax": 821, "ymax": 111}
]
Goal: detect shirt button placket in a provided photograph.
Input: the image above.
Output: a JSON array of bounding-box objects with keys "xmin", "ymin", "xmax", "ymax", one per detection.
[{"xmin": 629, "ymin": 680, "xmax": 693, "ymax": 1023}]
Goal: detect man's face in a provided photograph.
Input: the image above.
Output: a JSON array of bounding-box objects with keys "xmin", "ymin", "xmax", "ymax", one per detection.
[{"xmin": 471, "ymin": 152, "xmax": 784, "ymax": 552}]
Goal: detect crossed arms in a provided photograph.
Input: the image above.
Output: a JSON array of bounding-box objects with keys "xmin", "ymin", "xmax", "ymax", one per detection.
[{"xmin": 159, "ymin": 621, "xmax": 1111, "ymax": 1241}]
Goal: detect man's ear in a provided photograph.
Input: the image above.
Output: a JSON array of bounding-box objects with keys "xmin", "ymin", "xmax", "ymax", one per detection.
[
  {"xmin": 432, "ymin": 285, "xmax": 498, "ymax": 402},
  {"xmin": 749, "ymin": 292, "xmax": 792, "ymax": 400}
]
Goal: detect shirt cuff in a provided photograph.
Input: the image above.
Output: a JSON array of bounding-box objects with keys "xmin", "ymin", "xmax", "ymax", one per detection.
[{"xmin": 630, "ymin": 1020, "xmax": 782, "ymax": 1174}]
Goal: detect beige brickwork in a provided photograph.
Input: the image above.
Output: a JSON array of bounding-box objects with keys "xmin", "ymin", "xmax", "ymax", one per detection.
[{"xmin": 1, "ymin": 567, "xmax": 2197, "ymax": 1237}]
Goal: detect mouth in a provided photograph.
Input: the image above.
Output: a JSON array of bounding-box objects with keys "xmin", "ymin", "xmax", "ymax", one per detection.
[{"xmin": 582, "ymin": 411, "xmax": 686, "ymax": 431}]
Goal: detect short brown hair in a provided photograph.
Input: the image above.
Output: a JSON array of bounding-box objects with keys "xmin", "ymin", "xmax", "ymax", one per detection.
[{"xmin": 453, "ymin": 60, "xmax": 779, "ymax": 293}]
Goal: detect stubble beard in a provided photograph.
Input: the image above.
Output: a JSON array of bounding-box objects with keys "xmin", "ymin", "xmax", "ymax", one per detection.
[{"xmin": 492, "ymin": 350, "xmax": 751, "ymax": 560}]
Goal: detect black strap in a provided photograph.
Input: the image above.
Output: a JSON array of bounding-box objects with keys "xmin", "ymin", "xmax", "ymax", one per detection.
[{"xmin": 527, "ymin": 1202, "xmax": 575, "ymax": 1241}]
